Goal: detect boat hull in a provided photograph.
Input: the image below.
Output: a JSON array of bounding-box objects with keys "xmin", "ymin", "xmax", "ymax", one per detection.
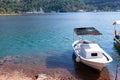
[
  {"xmin": 114, "ymin": 38, "xmax": 120, "ymax": 51},
  {"xmin": 72, "ymin": 40, "xmax": 112, "ymax": 71},
  {"xmin": 80, "ymin": 57, "xmax": 106, "ymax": 71},
  {"xmin": 73, "ymin": 52, "xmax": 106, "ymax": 71}
]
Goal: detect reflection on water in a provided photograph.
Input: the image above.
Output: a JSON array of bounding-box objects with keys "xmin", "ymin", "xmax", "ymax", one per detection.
[
  {"xmin": 114, "ymin": 42, "xmax": 120, "ymax": 54},
  {"xmin": 72, "ymin": 53, "xmax": 111, "ymax": 80},
  {"xmin": 74, "ymin": 63, "xmax": 111, "ymax": 80}
]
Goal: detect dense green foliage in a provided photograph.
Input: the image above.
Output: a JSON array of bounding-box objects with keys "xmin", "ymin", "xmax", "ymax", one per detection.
[
  {"xmin": 0, "ymin": 0, "xmax": 120, "ymax": 14},
  {"xmin": 85, "ymin": 0, "xmax": 120, "ymax": 11}
]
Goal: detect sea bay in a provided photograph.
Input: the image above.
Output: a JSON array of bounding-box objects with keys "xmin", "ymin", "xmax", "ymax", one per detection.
[{"xmin": 0, "ymin": 12, "xmax": 120, "ymax": 80}]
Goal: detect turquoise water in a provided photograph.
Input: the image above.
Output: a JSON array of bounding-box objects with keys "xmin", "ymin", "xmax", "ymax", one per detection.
[{"xmin": 0, "ymin": 12, "xmax": 120, "ymax": 79}]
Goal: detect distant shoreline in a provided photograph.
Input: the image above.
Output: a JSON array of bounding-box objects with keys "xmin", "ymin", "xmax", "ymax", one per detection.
[
  {"xmin": 0, "ymin": 12, "xmax": 120, "ymax": 16},
  {"xmin": 0, "ymin": 13, "xmax": 21, "ymax": 16},
  {"xmin": 0, "ymin": 13, "xmax": 45, "ymax": 16}
]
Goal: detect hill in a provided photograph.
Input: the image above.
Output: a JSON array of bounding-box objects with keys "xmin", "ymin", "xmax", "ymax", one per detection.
[
  {"xmin": 85, "ymin": 0, "xmax": 120, "ymax": 11},
  {"xmin": 0, "ymin": 0, "xmax": 120, "ymax": 14}
]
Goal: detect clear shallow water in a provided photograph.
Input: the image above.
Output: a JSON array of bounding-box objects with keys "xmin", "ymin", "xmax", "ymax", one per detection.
[{"xmin": 0, "ymin": 12, "xmax": 120, "ymax": 79}]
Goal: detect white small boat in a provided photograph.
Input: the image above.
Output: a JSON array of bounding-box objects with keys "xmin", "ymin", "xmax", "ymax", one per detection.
[{"xmin": 72, "ymin": 27, "xmax": 113, "ymax": 71}]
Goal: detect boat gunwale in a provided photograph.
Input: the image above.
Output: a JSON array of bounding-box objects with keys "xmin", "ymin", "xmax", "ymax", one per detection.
[{"xmin": 72, "ymin": 41, "xmax": 113, "ymax": 64}]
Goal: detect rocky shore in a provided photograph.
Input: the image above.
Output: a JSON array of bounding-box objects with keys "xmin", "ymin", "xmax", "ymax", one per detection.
[
  {"xmin": 0, "ymin": 56, "xmax": 117, "ymax": 80},
  {"xmin": 0, "ymin": 62, "xmax": 77, "ymax": 80},
  {"xmin": 0, "ymin": 56, "xmax": 77, "ymax": 80}
]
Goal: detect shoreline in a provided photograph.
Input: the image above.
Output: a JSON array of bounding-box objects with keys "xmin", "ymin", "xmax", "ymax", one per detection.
[
  {"xmin": 0, "ymin": 12, "xmax": 120, "ymax": 16},
  {"xmin": 0, "ymin": 62, "xmax": 77, "ymax": 80},
  {"xmin": 0, "ymin": 56, "xmax": 117, "ymax": 80},
  {"xmin": 0, "ymin": 61, "xmax": 117, "ymax": 80},
  {"xmin": 0, "ymin": 13, "xmax": 21, "ymax": 16},
  {"xmin": 0, "ymin": 13, "xmax": 44, "ymax": 16}
]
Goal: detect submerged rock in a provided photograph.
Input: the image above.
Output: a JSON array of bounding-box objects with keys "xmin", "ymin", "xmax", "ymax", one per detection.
[
  {"xmin": 36, "ymin": 73, "xmax": 53, "ymax": 80},
  {"xmin": 0, "ymin": 56, "xmax": 12, "ymax": 65},
  {"xmin": 3, "ymin": 56, "xmax": 12, "ymax": 61},
  {"xmin": 0, "ymin": 60, "xmax": 5, "ymax": 65}
]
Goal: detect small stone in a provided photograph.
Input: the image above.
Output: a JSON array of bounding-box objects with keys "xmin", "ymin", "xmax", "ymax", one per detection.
[
  {"xmin": 36, "ymin": 73, "xmax": 53, "ymax": 80},
  {"xmin": 0, "ymin": 59, "xmax": 5, "ymax": 65},
  {"xmin": 3, "ymin": 56, "xmax": 12, "ymax": 61}
]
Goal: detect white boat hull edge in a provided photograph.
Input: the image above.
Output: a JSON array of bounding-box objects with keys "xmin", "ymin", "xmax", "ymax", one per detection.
[
  {"xmin": 72, "ymin": 40, "xmax": 113, "ymax": 71},
  {"xmin": 81, "ymin": 58, "xmax": 106, "ymax": 71}
]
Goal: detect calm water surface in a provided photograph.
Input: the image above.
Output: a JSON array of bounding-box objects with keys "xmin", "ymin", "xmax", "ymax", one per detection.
[{"xmin": 0, "ymin": 12, "xmax": 120, "ymax": 80}]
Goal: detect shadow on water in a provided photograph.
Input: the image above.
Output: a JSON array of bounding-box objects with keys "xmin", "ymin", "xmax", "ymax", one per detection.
[
  {"xmin": 46, "ymin": 50, "xmax": 74, "ymax": 69},
  {"xmin": 46, "ymin": 51, "xmax": 111, "ymax": 80},
  {"xmin": 72, "ymin": 53, "xmax": 99, "ymax": 80},
  {"xmin": 113, "ymin": 42, "xmax": 120, "ymax": 80},
  {"xmin": 72, "ymin": 53, "xmax": 111, "ymax": 80}
]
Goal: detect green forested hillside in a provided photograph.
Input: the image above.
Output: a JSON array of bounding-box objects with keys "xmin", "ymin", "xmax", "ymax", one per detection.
[
  {"xmin": 0, "ymin": 0, "xmax": 120, "ymax": 14},
  {"xmin": 85, "ymin": 0, "xmax": 120, "ymax": 11}
]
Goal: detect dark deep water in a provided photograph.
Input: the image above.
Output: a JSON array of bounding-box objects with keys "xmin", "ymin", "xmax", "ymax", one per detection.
[{"xmin": 0, "ymin": 12, "xmax": 120, "ymax": 80}]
